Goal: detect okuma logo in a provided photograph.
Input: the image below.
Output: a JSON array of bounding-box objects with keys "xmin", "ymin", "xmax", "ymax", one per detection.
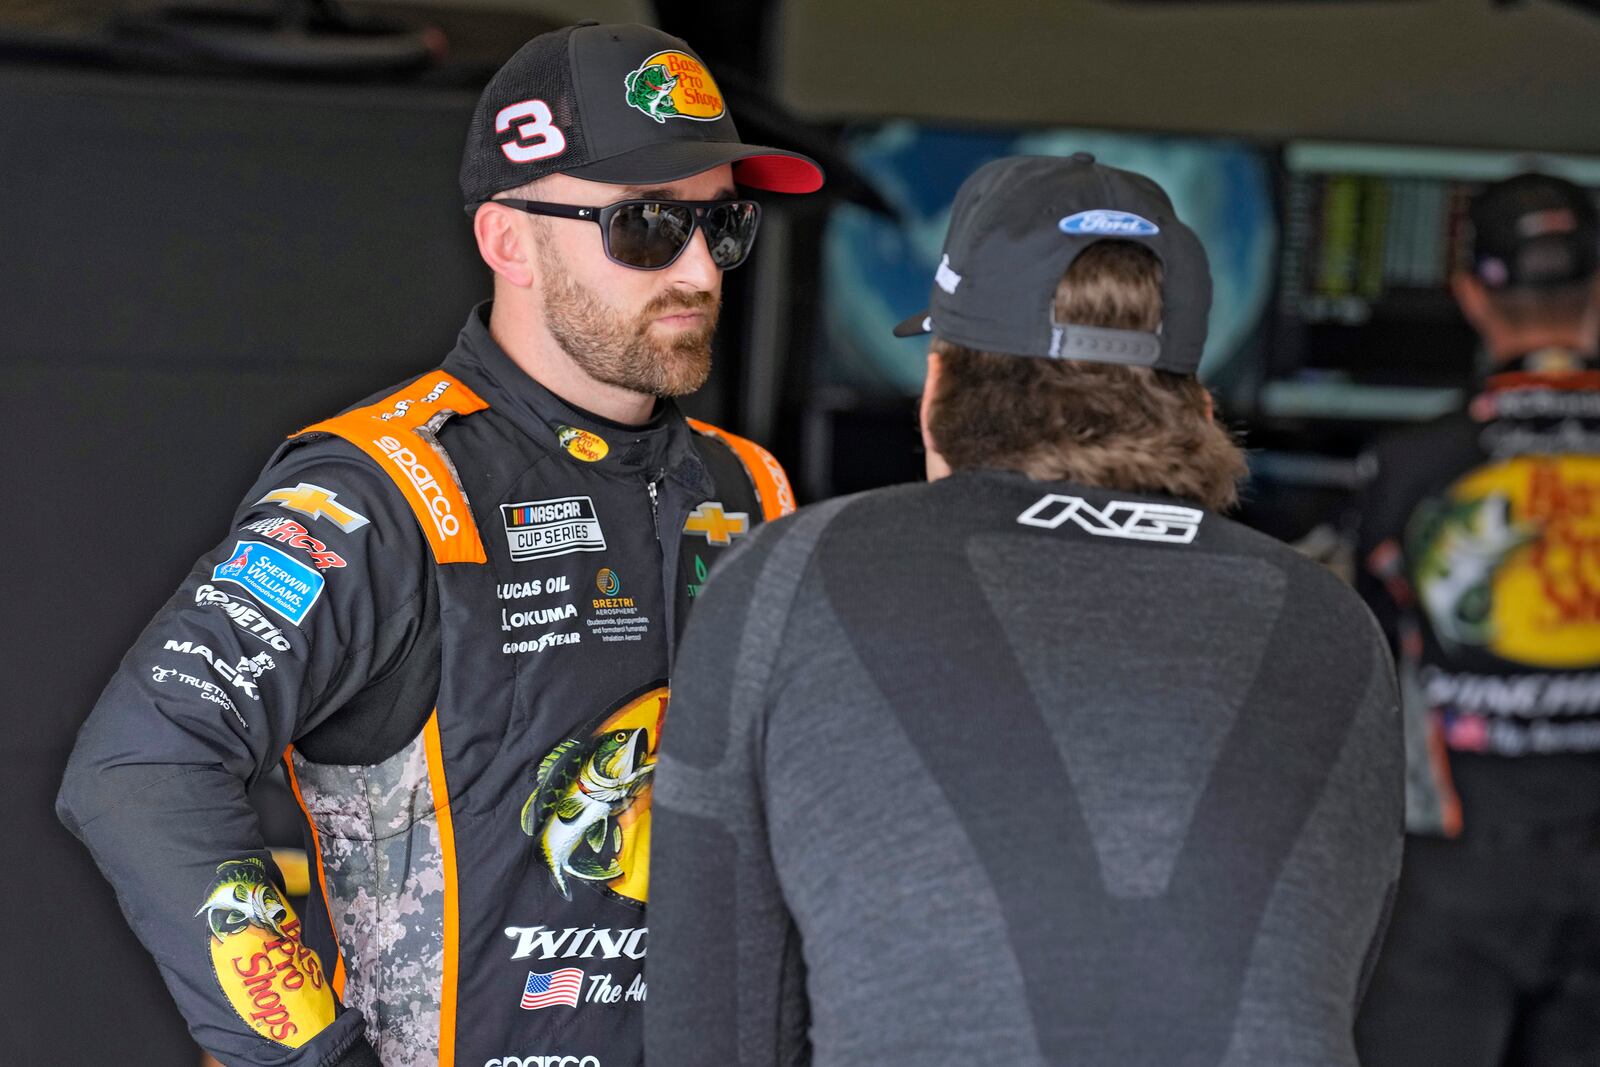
[{"xmin": 1059, "ymin": 210, "xmax": 1160, "ymax": 237}]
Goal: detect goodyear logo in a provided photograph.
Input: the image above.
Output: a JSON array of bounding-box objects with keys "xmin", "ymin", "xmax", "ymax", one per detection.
[
  {"xmin": 622, "ymin": 51, "xmax": 724, "ymax": 123},
  {"xmin": 558, "ymin": 425, "xmax": 609, "ymax": 463}
]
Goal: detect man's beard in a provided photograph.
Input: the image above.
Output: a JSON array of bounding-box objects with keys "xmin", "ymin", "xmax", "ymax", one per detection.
[{"xmin": 539, "ymin": 247, "xmax": 719, "ymax": 398}]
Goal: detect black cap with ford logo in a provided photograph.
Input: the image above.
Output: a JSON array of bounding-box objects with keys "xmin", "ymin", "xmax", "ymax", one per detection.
[
  {"xmin": 893, "ymin": 153, "xmax": 1212, "ymax": 376},
  {"xmin": 460, "ymin": 21, "xmax": 823, "ymax": 206}
]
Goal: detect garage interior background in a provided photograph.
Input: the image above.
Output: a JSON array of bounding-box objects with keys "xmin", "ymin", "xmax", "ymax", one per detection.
[{"xmin": 5, "ymin": 0, "xmax": 1599, "ymax": 1060}]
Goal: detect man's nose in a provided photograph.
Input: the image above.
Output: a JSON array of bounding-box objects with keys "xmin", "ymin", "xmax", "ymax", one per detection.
[{"xmin": 666, "ymin": 223, "xmax": 722, "ymax": 291}]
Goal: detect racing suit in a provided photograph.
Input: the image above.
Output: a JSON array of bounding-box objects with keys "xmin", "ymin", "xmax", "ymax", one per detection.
[
  {"xmin": 57, "ymin": 303, "xmax": 794, "ymax": 1067},
  {"xmin": 1353, "ymin": 351, "xmax": 1600, "ymax": 1066}
]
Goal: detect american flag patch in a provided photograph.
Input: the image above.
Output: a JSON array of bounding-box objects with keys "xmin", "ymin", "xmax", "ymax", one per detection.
[{"xmin": 521, "ymin": 968, "xmax": 584, "ymax": 1011}]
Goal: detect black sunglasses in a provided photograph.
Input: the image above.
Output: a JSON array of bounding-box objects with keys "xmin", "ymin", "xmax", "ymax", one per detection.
[{"xmin": 495, "ymin": 197, "xmax": 762, "ymax": 271}]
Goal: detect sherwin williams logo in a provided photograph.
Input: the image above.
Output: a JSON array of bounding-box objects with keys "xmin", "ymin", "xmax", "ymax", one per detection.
[
  {"xmin": 212, "ymin": 541, "xmax": 325, "ymax": 626},
  {"xmin": 622, "ymin": 51, "xmax": 724, "ymax": 123},
  {"xmin": 558, "ymin": 426, "xmax": 609, "ymax": 463},
  {"xmin": 197, "ymin": 858, "xmax": 334, "ymax": 1047},
  {"xmin": 1059, "ymin": 210, "xmax": 1161, "ymax": 236}
]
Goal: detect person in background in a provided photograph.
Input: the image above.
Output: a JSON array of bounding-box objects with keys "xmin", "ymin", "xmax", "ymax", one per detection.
[
  {"xmin": 1355, "ymin": 172, "xmax": 1600, "ymax": 1067},
  {"xmin": 58, "ymin": 20, "xmax": 819, "ymax": 1067},
  {"xmin": 644, "ymin": 153, "xmax": 1404, "ymax": 1067}
]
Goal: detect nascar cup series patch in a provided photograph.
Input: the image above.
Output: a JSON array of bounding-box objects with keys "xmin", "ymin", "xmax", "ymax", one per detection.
[{"xmin": 622, "ymin": 51, "xmax": 725, "ymax": 123}]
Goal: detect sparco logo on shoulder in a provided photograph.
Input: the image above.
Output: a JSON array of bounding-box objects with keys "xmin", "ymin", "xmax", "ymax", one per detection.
[
  {"xmin": 375, "ymin": 435, "xmax": 460, "ymax": 542},
  {"xmin": 1017, "ymin": 493, "xmax": 1203, "ymax": 544},
  {"xmin": 484, "ymin": 1057, "xmax": 600, "ymax": 1067}
]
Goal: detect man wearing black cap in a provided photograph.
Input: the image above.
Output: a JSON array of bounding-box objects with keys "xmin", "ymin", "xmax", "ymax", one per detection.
[
  {"xmin": 644, "ymin": 154, "xmax": 1403, "ymax": 1066},
  {"xmin": 1353, "ymin": 173, "xmax": 1600, "ymax": 1067},
  {"xmin": 57, "ymin": 21, "xmax": 820, "ymax": 1067}
]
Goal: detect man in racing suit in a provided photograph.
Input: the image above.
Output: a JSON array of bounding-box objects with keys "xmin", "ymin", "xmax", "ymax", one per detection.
[
  {"xmin": 1354, "ymin": 173, "xmax": 1600, "ymax": 1067},
  {"xmin": 56, "ymin": 21, "xmax": 820, "ymax": 1067}
]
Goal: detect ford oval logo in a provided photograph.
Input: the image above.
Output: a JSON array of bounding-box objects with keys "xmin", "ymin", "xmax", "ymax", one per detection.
[{"xmin": 1059, "ymin": 210, "xmax": 1160, "ymax": 237}]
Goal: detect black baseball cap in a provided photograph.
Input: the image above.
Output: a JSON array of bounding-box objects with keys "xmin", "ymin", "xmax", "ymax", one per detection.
[
  {"xmin": 893, "ymin": 153, "xmax": 1212, "ymax": 376},
  {"xmin": 460, "ymin": 21, "xmax": 823, "ymax": 205},
  {"xmin": 1468, "ymin": 172, "xmax": 1600, "ymax": 290}
]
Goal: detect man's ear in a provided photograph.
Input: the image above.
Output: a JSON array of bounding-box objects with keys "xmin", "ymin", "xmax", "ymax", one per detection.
[
  {"xmin": 473, "ymin": 203, "xmax": 536, "ymax": 288},
  {"xmin": 1451, "ymin": 271, "xmax": 1491, "ymax": 334},
  {"xmin": 920, "ymin": 350, "xmax": 953, "ymax": 481},
  {"xmin": 919, "ymin": 350, "xmax": 941, "ymax": 449}
]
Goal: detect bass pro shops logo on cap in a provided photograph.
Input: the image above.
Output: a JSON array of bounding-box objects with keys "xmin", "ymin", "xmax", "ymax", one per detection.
[
  {"xmin": 1059, "ymin": 210, "xmax": 1161, "ymax": 237},
  {"xmin": 623, "ymin": 51, "xmax": 724, "ymax": 123}
]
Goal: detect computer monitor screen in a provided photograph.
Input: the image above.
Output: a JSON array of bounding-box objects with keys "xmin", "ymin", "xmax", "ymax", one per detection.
[
  {"xmin": 819, "ymin": 122, "xmax": 1281, "ymax": 396},
  {"xmin": 1271, "ymin": 142, "xmax": 1600, "ymax": 404}
]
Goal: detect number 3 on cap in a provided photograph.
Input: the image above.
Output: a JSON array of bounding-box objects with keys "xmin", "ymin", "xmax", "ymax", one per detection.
[{"xmin": 496, "ymin": 100, "xmax": 567, "ymax": 163}]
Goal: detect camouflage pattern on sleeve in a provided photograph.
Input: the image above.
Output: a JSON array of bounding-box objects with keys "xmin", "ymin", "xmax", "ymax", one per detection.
[{"xmin": 291, "ymin": 729, "xmax": 445, "ymax": 1067}]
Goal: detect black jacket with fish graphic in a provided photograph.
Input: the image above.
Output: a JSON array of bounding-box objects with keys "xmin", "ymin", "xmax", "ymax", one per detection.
[
  {"xmin": 57, "ymin": 304, "xmax": 793, "ymax": 1067},
  {"xmin": 1356, "ymin": 351, "xmax": 1600, "ymax": 836}
]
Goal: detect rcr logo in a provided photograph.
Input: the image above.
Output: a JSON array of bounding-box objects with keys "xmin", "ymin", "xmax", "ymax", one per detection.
[
  {"xmin": 376, "ymin": 434, "xmax": 461, "ymax": 542},
  {"xmin": 1017, "ymin": 493, "xmax": 1203, "ymax": 544},
  {"xmin": 484, "ymin": 1057, "xmax": 599, "ymax": 1067}
]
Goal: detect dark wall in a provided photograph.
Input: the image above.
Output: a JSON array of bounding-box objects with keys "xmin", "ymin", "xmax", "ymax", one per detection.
[{"xmin": 3, "ymin": 63, "xmax": 488, "ymax": 1060}]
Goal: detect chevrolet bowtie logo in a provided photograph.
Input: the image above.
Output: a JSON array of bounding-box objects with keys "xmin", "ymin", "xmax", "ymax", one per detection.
[
  {"xmin": 258, "ymin": 483, "xmax": 371, "ymax": 533},
  {"xmin": 683, "ymin": 502, "xmax": 749, "ymax": 546}
]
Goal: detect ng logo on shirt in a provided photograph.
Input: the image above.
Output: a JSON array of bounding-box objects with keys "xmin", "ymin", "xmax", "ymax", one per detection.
[{"xmin": 1017, "ymin": 494, "xmax": 1203, "ymax": 545}]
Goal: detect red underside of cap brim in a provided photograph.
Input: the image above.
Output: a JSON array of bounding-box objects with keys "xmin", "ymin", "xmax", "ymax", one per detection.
[{"xmin": 734, "ymin": 154, "xmax": 825, "ymax": 194}]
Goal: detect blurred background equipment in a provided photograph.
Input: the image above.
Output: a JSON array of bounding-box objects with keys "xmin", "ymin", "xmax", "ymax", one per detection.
[{"xmin": 7, "ymin": 0, "xmax": 1600, "ymax": 1062}]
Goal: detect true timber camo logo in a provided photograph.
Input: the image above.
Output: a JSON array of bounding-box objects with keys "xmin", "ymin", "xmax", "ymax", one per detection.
[
  {"xmin": 622, "ymin": 51, "xmax": 725, "ymax": 124},
  {"xmin": 196, "ymin": 858, "xmax": 335, "ymax": 1047},
  {"xmin": 522, "ymin": 686, "xmax": 667, "ymax": 907}
]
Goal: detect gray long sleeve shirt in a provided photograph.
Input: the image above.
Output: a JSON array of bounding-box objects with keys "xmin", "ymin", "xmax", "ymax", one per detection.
[{"xmin": 644, "ymin": 470, "xmax": 1404, "ymax": 1067}]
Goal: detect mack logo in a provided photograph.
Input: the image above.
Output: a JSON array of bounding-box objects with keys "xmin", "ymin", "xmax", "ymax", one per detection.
[
  {"xmin": 502, "ymin": 497, "xmax": 606, "ymax": 562},
  {"xmin": 194, "ymin": 584, "xmax": 293, "ymax": 652},
  {"xmin": 1059, "ymin": 209, "xmax": 1161, "ymax": 237},
  {"xmin": 1017, "ymin": 493, "xmax": 1203, "ymax": 544},
  {"xmin": 376, "ymin": 435, "xmax": 461, "ymax": 543},
  {"xmin": 503, "ymin": 926, "xmax": 647, "ymax": 962},
  {"xmin": 163, "ymin": 640, "xmax": 275, "ymax": 699},
  {"xmin": 258, "ymin": 483, "xmax": 370, "ymax": 533}
]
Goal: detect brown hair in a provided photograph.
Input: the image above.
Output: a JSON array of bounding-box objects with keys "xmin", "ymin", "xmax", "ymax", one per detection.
[{"xmin": 926, "ymin": 241, "xmax": 1247, "ymax": 511}]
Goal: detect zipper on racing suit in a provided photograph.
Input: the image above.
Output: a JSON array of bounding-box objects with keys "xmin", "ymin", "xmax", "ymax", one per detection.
[{"xmin": 645, "ymin": 470, "xmax": 663, "ymax": 541}]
